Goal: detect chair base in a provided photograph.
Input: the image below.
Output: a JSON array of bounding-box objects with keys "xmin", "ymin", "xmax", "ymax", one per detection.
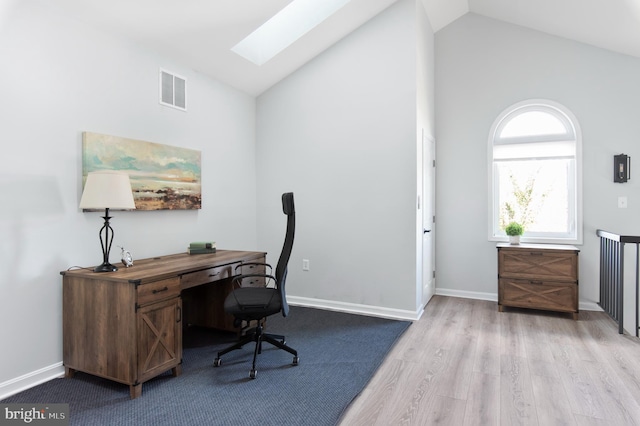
[{"xmin": 214, "ymin": 323, "xmax": 298, "ymax": 379}]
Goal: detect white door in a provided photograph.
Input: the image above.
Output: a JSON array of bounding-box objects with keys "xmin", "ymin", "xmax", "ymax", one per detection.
[{"xmin": 422, "ymin": 133, "xmax": 435, "ymax": 306}]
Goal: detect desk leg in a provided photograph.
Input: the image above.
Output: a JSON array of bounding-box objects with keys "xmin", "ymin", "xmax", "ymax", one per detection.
[
  {"xmin": 130, "ymin": 384, "xmax": 142, "ymax": 399},
  {"xmin": 64, "ymin": 366, "xmax": 75, "ymax": 379},
  {"xmin": 172, "ymin": 365, "xmax": 182, "ymax": 377}
]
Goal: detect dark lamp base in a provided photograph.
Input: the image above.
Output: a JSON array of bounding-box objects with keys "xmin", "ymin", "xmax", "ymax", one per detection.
[{"xmin": 94, "ymin": 262, "xmax": 119, "ymax": 273}]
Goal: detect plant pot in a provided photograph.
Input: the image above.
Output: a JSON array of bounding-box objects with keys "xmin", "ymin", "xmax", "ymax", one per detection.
[{"xmin": 509, "ymin": 235, "xmax": 521, "ymax": 245}]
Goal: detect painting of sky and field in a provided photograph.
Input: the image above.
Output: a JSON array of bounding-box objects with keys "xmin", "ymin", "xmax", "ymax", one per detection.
[{"xmin": 82, "ymin": 132, "xmax": 201, "ymax": 210}]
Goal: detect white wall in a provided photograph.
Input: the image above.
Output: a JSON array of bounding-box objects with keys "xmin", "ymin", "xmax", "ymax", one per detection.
[
  {"xmin": 256, "ymin": 0, "xmax": 431, "ymax": 318},
  {"xmin": 435, "ymin": 13, "xmax": 640, "ymax": 307},
  {"xmin": 0, "ymin": 1, "xmax": 257, "ymax": 395}
]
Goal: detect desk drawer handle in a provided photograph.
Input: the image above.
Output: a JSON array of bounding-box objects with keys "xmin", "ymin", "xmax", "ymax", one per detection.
[
  {"xmin": 530, "ymin": 280, "xmax": 543, "ymax": 285},
  {"xmin": 209, "ymin": 272, "xmax": 221, "ymax": 277},
  {"xmin": 529, "ymin": 252, "xmax": 543, "ymax": 256},
  {"xmin": 152, "ymin": 286, "xmax": 169, "ymax": 294}
]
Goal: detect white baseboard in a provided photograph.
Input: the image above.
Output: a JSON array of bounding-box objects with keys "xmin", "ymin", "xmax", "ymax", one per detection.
[
  {"xmin": 578, "ymin": 300, "xmax": 603, "ymax": 311},
  {"xmin": 0, "ymin": 362, "xmax": 65, "ymax": 401},
  {"xmin": 287, "ymin": 296, "xmax": 423, "ymax": 321},
  {"xmin": 434, "ymin": 288, "xmax": 603, "ymax": 312},
  {"xmin": 435, "ymin": 288, "xmax": 497, "ymax": 302}
]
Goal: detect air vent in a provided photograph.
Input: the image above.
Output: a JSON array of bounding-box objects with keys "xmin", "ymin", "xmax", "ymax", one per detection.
[{"xmin": 159, "ymin": 69, "xmax": 187, "ymax": 111}]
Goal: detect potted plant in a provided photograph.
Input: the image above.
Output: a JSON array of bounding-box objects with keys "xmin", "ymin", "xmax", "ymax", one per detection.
[{"xmin": 505, "ymin": 222, "xmax": 524, "ymax": 245}]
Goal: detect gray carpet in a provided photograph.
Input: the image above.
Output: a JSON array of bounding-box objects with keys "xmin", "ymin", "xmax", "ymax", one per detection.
[{"xmin": 2, "ymin": 306, "xmax": 410, "ymax": 425}]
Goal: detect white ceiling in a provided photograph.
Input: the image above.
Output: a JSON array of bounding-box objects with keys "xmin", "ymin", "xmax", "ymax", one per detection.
[{"xmin": 41, "ymin": 0, "xmax": 640, "ymax": 96}]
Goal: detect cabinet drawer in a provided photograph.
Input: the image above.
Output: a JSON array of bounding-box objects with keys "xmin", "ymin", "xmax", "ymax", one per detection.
[
  {"xmin": 499, "ymin": 249, "xmax": 578, "ymax": 281},
  {"xmin": 499, "ymin": 278, "xmax": 577, "ymax": 313},
  {"xmin": 180, "ymin": 263, "xmax": 237, "ymax": 290},
  {"xmin": 137, "ymin": 277, "xmax": 180, "ymax": 307}
]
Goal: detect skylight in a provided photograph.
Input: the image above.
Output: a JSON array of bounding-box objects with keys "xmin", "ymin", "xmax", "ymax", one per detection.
[{"xmin": 232, "ymin": 0, "xmax": 352, "ymax": 66}]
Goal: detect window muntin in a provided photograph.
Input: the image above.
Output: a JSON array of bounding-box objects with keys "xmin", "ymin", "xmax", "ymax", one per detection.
[{"xmin": 489, "ymin": 100, "xmax": 581, "ymax": 244}]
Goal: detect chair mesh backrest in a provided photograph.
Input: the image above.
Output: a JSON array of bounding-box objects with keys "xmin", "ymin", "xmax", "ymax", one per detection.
[{"xmin": 276, "ymin": 192, "xmax": 295, "ymax": 317}]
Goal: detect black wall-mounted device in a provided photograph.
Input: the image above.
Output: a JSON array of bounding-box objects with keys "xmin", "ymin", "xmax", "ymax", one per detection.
[{"xmin": 614, "ymin": 154, "xmax": 630, "ymax": 183}]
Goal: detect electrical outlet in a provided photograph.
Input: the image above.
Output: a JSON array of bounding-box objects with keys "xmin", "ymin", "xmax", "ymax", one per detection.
[
  {"xmin": 618, "ymin": 196, "xmax": 628, "ymax": 209},
  {"xmin": 302, "ymin": 259, "xmax": 310, "ymax": 271}
]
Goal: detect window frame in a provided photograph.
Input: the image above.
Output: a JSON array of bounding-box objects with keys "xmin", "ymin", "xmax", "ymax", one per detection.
[{"xmin": 487, "ymin": 99, "xmax": 583, "ymax": 245}]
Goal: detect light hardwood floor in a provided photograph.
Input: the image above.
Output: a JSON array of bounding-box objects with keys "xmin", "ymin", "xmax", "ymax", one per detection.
[{"xmin": 339, "ymin": 295, "xmax": 640, "ymax": 425}]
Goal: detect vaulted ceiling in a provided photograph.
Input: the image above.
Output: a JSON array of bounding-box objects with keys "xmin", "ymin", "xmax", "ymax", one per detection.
[{"xmin": 39, "ymin": 0, "xmax": 640, "ymax": 96}]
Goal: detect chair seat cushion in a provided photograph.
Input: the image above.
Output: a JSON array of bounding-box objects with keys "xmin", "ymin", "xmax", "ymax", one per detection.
[{"xmin": 224, "ymin": 287, "xmax": 282, "ymax": 320}]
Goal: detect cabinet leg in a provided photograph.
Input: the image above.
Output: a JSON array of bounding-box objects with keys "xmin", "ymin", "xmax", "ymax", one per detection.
[
  {"xmin": 498, "ymin": 305, "xmax": 504, "ymax": 312},
  {"xmin": 130, "ymin": 384, "xmax": 142, "ymax": 399},
  {"xmin": 572, "ymin": 312, "xmax": 579, "ymax": 320}
]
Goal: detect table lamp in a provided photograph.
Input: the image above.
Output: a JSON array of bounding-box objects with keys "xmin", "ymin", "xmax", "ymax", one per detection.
[{"xmin": 79, "ymin": 170, "xmax": 136, "ymax": 272}]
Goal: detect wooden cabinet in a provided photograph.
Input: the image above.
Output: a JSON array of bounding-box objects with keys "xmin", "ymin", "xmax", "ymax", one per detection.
[
  {"xmin": 135, "ymin": 281, "xmax": 182, "ymax": 390},
  {"xmin": 62, "ymin": 250, "xmax": 265, "ymax": 398},
  {"xmin": 497, "ymin": 243, "xmax": 579, "ymax": 319},
  {"xmin": 62, "ymin": 275, "xmax": 182, "ymax": 399}
]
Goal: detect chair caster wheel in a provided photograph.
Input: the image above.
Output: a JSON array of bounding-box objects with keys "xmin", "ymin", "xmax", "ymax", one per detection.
[
  {"xmin": 213, "ymin": 358, "xmax": 221, "ymax": 367},
  {"xmin": 249, "ymin": 369, "xmax": 257, "ymax": 379},
  {"xmin": 292, "ymin": 356, "xmax": 299, "ymax": 366}
]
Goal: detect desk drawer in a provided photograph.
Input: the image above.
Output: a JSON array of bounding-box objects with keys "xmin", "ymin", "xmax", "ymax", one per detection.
[
  {"xmin": 137, "ymin": 277, "xmax": 180, "ymax": 307},
  {"xmin": 239, "ymin": 260, "xmax": 266, "ymax": 275},
  {"xmin": 180, "ymin": 263, "xmax": 237, "ymax": 290},
  {"xmin": 238, "ymin": 261, "xmax": 267, "ymax": 287}
]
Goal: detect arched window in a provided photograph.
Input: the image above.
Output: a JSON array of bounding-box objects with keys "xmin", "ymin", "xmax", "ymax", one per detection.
[{"xmin": 488, "ymin": 100, "xmax": 582, "ymax": 243}]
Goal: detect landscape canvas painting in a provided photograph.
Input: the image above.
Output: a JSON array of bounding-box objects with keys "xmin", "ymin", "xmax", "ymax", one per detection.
[{"xmin": 82, "ymin": 132, "xmax": 201, "ymax": 210}]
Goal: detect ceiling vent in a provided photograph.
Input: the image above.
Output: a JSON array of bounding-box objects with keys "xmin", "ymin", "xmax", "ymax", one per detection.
[{"xmin": 159, "ymin": 69, "xmax": 186, "ymax": 111}]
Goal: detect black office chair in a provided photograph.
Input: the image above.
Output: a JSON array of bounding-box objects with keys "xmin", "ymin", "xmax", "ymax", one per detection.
[{"xmin": 213, "ymin": 192, "xmax": 299, "ymax": 379}]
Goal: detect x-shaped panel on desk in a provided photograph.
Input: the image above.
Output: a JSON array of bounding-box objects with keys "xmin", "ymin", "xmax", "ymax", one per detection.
[{"xmin": 139, "ymin": 308, "xmax": 177, "ymax": 374}]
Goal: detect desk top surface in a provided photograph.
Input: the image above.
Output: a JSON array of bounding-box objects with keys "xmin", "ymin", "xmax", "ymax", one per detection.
[{"xmin": 61, "ymin": 249, "xmax": 266, "ymax": 283}]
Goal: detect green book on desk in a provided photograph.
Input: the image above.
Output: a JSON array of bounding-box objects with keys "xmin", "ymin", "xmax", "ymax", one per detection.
[
  {"xmin": 187, "ymin": 247, "xmax": 216, "ymax": 255},
  {"xmin": 189, "ymin": 241, "xmax": 216, "ymax": 249}
]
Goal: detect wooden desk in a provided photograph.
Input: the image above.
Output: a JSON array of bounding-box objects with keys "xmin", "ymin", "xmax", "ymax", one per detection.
[{"xmin": 61, "ymin": 250, "xmax": 266, "ymax": 399}]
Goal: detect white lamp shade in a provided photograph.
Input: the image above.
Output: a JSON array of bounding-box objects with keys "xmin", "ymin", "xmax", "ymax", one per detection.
[{"xmin": 79, "ymin": 171, "xmax": 136, "ymax": 210}]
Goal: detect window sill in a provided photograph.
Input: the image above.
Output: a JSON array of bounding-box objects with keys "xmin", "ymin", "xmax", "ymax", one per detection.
[{"xmin": 490, "ymin": 236, "xmax": 583, "ymax": 246}]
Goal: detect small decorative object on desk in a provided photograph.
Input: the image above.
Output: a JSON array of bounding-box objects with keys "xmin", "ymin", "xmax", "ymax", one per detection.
[
  {"xmin": 188, "ymin": 241, "xmax": 216, "ymax": 255},
  {"xmin": 119, "ymin": 246, "xmax": 133, "ymax": 267},
  {"xmin": 504, "ymin": 222, "xmax": 524, "ymax": 245}
]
